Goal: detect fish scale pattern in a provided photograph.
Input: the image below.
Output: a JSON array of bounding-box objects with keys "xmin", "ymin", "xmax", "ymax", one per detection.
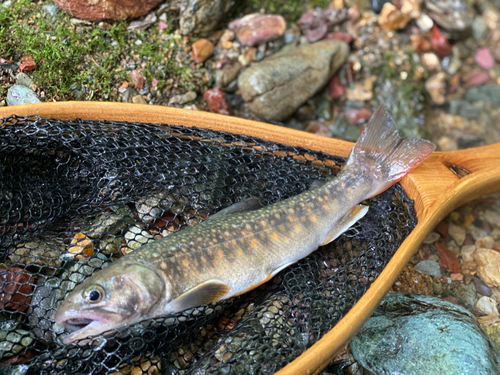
[{"xmin": 0, "ymin": 115, "xmax": 416, "ymax": 374}]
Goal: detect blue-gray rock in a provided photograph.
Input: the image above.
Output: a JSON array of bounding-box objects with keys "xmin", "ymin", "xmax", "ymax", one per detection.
[
  {"xmin": 351, "ymin": 293, "xmax": 500, "ymax": 374},
  {"xmin": 15, "ymin": 73, "xmax": 31, "ymax": 88},
  {"xmin": 370, "ymin": 0, "xmax": 391, "ymax": 13},
  {"xmin": 179, "ymin": 0, "xmax": 233, "ymax": 36},
  {"xmin": 449, "ymin": 99, "xmax": 479, "ymax": 119},
  {"xmin": 414, "ymin": 259, "xmax": 442, "ymax": 277},
  {"xmin": 6, "ymin": 84, "xmax": 41, "ymax": 106},
  {"xmin": 472, "ymin": 276, "xmax": 493, "ymax": 297},
  {"xmin": 465, "ymin": 84, "xmax": 500, "ymax": 105},
  {"xmin": 238, "ymin": 40, "xmax": 349, "ymax": 121}
]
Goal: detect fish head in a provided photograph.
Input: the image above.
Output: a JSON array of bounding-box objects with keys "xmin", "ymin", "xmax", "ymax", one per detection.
[{"xmin": 55, "ymin": 260, "xmax": 167, "ymax": 344}]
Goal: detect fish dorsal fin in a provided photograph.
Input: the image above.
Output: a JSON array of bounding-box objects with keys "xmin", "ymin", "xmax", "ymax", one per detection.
[
  {"xmin": 170, "ymin": 280, "xmax": 231, "ymax": 311},
  {"xmin": 321, "ymin": 205, "xmax": 369, "ymax": 246},
  {"xmin": 208, "ymin": 197, "xmax": 263, "ymax": 219}
]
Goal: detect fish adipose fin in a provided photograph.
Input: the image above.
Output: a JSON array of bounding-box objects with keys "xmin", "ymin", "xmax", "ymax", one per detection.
[
  {"xmin": 345, "ymin": 104, "xmax": 436, "ymax": 197},
  {"xmin": 321, "ymin": 205, "xmax": 369, "ymax": 246},
  {"xmin": 170, "ymin": 280, "xmax": 231, "ymax": 311}
]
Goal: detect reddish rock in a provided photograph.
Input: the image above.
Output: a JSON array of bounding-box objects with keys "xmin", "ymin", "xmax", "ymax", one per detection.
[
  {"xmin": 130, "ymin": 70, "xmax": 144, "ymax": 90},
  {"xmin": 410, "ymin": 35, "xmax": 431, "ymax": 53},
  {"xmin": 305, "ymin": 121, "xmax": 333, "ymax": 137},
  {"xmin": 0, "ymin": 267, "xmax": 34, "ymax": 312},
  {"xmin": 474, "ymin": 47, "xmax": 495, "ymax": 70},
  {"xmin": 442, "ymin": 296, "xmax": 458, "ymax": 304},
  {"xmin": 325, "ymin": 32, "xmax": 352, "ymax": 44},
  {"xmin": 19, "ymin": 56, "xmax": 36, "ymax": 72},
  {"xmin": 53, "ymin": 0, "xmax": 163, "ymax": 21},
  {"xmin": 328, "ymin": 75, "xmax": 345, "ymax": 98},
  {"xmin": 435, "ymin": 242, "xmax": 461, "ymax": 273},
  {"xmin": 158, "ymin": 20, "xmax": 168, "ymax": 31},
  {"xmin": 191, "ymin": 38, "xmax": 214, "ymax": 63},
  {"xmin": 298, "ymin": 8, "xmax": 349, "ymax": 42},
  {"xmin": 430, "ymin": 24, "xmax": 452, "ymax": 57},
  {"xmin": 228, "ymin": 13, "xmax": 286, "ymax": 46},
  {"xmin": 464, "ymin": 71, "xmax": 490, "ymax": 89},
  {"xmin": 344, "ymin": 107, "xmax": 372, "ymax": 125},
  {"xmin": 203, "ymin": 87, "xmax": 231, "ymax": 115},
  {"xmin": 435, "ymin": 221, "xmax": 449, "ymax": 241}
]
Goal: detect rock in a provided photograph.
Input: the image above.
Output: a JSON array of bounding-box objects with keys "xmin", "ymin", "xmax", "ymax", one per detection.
[
  {"xmin": 423, "ymin": 231, "xmax": 440, "ymax": 244},
  {"xmin": 484, "ymin": 210, "xmax": 500, "ymax": 228},
  {"xmin": 19, "ymin": 56, "xmax": 36, "ymax": 72},
  {"xmin": 203, "ymin": 87, "xmax": 231, "ymax": 115},
  {"xmin": 215, "ymin": 62, "xmax": 241, "ymax": 88},
  {"xmin": 416, "ymin": 13, "xmax": 434, "ymax": 32},
  {"xmin": 424, "ymin": 0, "xmax": 474, "ymax": 32},
  {"xmin": 53, "ymin": 0, "xmax": 162, "ymax": 21},
  {"xmin": 472, "ymin": 16, "xmax": 488, "ymax": 41},
  {"xmin": 389, "ymin": 265, "xmax": 433, "ymax": 295},
  {"xmin": 132, "ymin": 94, "xmax": 147, "ymax": 104},
  {"xmin": 130, "ymin": 69, "xmax": 144, "ymax": 90},
  {"xmin": 448, "ymin": 99, "xmax": 479, "ymax": 119},
  {"xmin": 228, "ymin": 13, "xmax": 286, "ymax": 46},
  {"xmin": 465, "ymin": 85, "xmax": 500, "ymax": 105},
  {"xmin": 6, "ymin": 85, "xmax": 41, "ymax": 106},
  {"xmin": 219, "ymin": 29, "xmax": 235, "ymax": 43},
  {"xmin": 464, "ymin": 71, "xmax": 491, "ymax": 89},
  {"xmin": 126, "ymin": 11, "xmax": 157, "ymax": 31},
  {"xmin": 436, "ymin": 242, "xmax": 461, "ymax": 273},
  {"xmin": 378, "ymin": 3, "xmax": 410, "ymax": 31},
  {"xmin": 346, "ymin": 79, "xmax": 373, "ymax": 101},
  {"xmin": 15, "ymin": 73, "xmax": 31, "ymax": 88},
  {"xmin": 238, "ymin": 40, "xmax": 348, "ymax": 121},
  {"xmin": 415, "ymin": 260, "xmax": 442, "ymax": 278},
  {"xmin": 477, "ymin": 236, "xmax": 495, "ymax": 249},
  {"xmin": 0, "ymin": 268, "xmax": 34, "ymax": 312},
  {"xmin": 324, "ymin": 32, "xmax": 352, "ymax": 44},
  {"xmin": 425, "ymin": 72, "xmax": 447, "ymax": 105},
  {"xmin": 461, "ymin": 244, "xmax": 476, "ymax": 262},
  {"xmin": 344, "ymin": 107, "xmax": 372, "ymax": 125},
  {"xmin": 450, "ymin": 281, "xmax": 476, "ymax": 306},
  {"xmin": 304, "ymin": 121, "xmax": 333, "ymax": 137},
  {"xmin": 441, "ymin": 56, "xmax": 461, "ymax": 75},
  {"xmin": 370, "ymin": 0, "xmax": 391, "ymax": 13},
  {"xmin": 448, "ymin": 223, "xmax": 466, "ymax": 245},
  {"xmin": 191, "ymin": 38, "xmax": 214, "ymax": 63},
  {"xmin": 475, "ymin": 248, "xmax": 500, "ymax": 287},
  {"xmin": 179, "ymin": 0, "xmax": 233, "ymax": 36},
  {"xmin": 238, "ymin": 47, "xmax": 257, "ymax": 66},
  {"xmin": 421, "ymin": 52, "xmax": 442, "ymax": 72},
  {"xmin": 179, "ymin": 91, "xmax": 197, "ymax": 105},
  {"xmin": 473, "ymin": 276, "xmax": 494, "ymax": 297},
  {"xmin": 297, "ymin": 8, "xmax": 349, "ymax": 42},
  {"xmin": 328, "ymin": 75, "xmax": 345, "ymax": 98},
  {"xmin": 489, "ymin": 29, "xmax": 500, "ymax": 61},
  {"xmin": 351, "ymin": 294, "xmax": 500, "ymax": 374},
  {"xmin": 430, "ymin": 25, "xmax": 452, "ymax": 57},
  {"xmin": 401, "ymin": 0, "xmax": 421, "ymax": 19},
  {"xmin": 474, "ymin": 47, "xmax": 495, "ymax": 70},
  {"xmin": 476, "ymin": 296, "xmax": 499, "ymax": 315}
]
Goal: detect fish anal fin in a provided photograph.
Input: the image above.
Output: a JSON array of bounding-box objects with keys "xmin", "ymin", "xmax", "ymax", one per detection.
[
  {"xmin": 209, "ymin": 197, "xmax": 263, "ymax": 219},
  {"xmin": 321, "ymin": 205, "xmax": 369, "ymax": 246},
  {"xmin": 171, "ymin": 280, "xmax": 231, "ymax": 311}
]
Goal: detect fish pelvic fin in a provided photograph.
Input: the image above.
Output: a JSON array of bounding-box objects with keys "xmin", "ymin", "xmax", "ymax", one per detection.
[{"xmin": 345, "ymin": 104, "xmax": 435, "ymax": 197}]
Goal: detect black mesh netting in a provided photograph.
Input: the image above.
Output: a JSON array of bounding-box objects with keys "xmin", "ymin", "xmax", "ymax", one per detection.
[{"xmin": 0, "ymin": 115, "xmax": 417, "ymax": 374}]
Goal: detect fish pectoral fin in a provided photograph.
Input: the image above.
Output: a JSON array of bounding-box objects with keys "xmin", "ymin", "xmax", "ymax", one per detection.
[
  {"xmin": 208, "ymin": 197, "xmax": 263, "ymax": 219},
  {"xmin": 321, "ymin": 205, "xmax": 369, "ymax": 246},
  {"xmin": 171, "ymin": 280, "xmax": 231, "ymax": 311}
]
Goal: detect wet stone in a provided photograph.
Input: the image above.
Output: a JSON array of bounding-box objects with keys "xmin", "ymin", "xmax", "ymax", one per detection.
[
  {"xmin": 476, "ymin": 296, "xmax": 499, "ymax": 315},
  {"xmin": 351, "ymin": 294, "xmax": 500, "ymax": 374},
  {"xmin": 475, "ymin": 248, "xmax": 500, "ymax": 288},
  {"xmin": 472, "ymin": 276, "xmax": 494, "ymax": 297},
  {"xmin": 450, "ymin": 281, "xmax": 476, "ymax": 307},
  {"xmin": 449, "ymin": 100, "xmax": 479, "ymax": 120},
  {"xmin": 6, "ymin": 85, "xmax": 41, "ymax": 106},
  {"xmin": 414, "ymin": 260, "xmax": 442, "ymax": 278},
  {"xmin": 465, "ymin": 85, "xmax": 500, "ymax": 105},
  {"xmin": 229, "ymin": 13, "xmax": 286, "ymax": 46}
]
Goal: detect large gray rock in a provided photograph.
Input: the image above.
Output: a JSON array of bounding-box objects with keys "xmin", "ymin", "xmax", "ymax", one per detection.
[
  {"xmin": 179, "ymin": 0, "xmax": 234, "ymax": 36},
  {"xmin": 6, "ymin": 84, "xmax": 41, "ymax": 106},
  {"xmin": 238, "ymin": 40, "xmax": 349, "ymax": 121},
  {"xmin": 351, "ymin": 293, "xmax": 500, "ymax": 374}
]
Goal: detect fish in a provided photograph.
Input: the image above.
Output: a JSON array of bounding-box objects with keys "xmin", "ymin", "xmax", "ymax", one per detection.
[{"xmin": 54, "ymin": 105, "xmax": 435, "ymax": 344}]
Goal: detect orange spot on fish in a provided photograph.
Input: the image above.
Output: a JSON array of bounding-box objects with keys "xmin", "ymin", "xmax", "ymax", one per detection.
[
  {"xmin": 295, "ymin": 225, "xmax": 301, "ymax": 232},
  {"xmin": 232, "ymin": 240, "xmax": 237, "ymax": 246},
  {"xmin": 259, "ymin": 232, "xmax": 265, "ymax": 238},
  {"xmin": 237, "ymin": 249, "xmax": 243, "ymax": 256},
  {"xmin": 279, "ymin": 225, "xmax": 285, "ymax": 231},
  {"xmin": 182, "ymin": 259, "xmax": 189, "ymax": 267},
  {"xmin": 323, "ymin": 204, "xmax": 328, "ymax": 209},
  {"xmin": 288, "ymin": 216, "xmax": 293, "ymax": 221},
  {"xmin": 311, "ymin": 216, "xmax": 316, "ymax": 222},
  {"xmin": 213, "ymin": 260, "xmax": 218, "ymax": 266},
  {"xmin": 301, "ymin": 216, "xmax": 306, "ymax": 222},
  {"xmin": 272, "ymin": 233, "xmax": 278, "ymax": 241},
  {"xmin": 201, "ymin": 256, "xmax": 207, "ymax": 263},
  {"xmin": 251, "ymin": 239, "xmax": 258, "ymax": 247},
  {"xmin": 218, "ymin": 250, "xmax": 224, "ymax": 259}
]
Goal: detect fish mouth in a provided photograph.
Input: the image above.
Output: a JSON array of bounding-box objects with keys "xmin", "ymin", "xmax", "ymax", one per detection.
[{"xmin": 64, "ymin": 318, "xmax": 103, "ymax": 333}]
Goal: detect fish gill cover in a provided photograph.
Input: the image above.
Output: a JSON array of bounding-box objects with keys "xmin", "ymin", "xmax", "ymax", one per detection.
[{"xmin": 0, "ymin": 115, "xmax": 416, "ymax": 374}]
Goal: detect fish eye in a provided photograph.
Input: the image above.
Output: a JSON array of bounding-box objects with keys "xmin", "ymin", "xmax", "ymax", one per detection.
[{"xmin": 83, "ymin": 285, "xmax": 104, "ymax": 303}]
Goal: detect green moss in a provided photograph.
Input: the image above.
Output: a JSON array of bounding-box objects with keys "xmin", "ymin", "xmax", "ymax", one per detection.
[
  {"xmin": 232, "ymin": 0, "xmax": 332, "ymax": 24},
  {"xmin": 0, "ymin": 0, "xmax": 202, "ymax": 102}
]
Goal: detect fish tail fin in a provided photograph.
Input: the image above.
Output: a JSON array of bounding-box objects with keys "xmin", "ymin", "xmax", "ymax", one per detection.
[{"xmin": 344, "ymin": 104, "xmax": 435, "ymax": 197}]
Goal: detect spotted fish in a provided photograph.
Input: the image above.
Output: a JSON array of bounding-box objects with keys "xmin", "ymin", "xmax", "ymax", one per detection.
[{"xmin": 55, "ymin": 105, "xmax": 435, "ymax": 343}]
